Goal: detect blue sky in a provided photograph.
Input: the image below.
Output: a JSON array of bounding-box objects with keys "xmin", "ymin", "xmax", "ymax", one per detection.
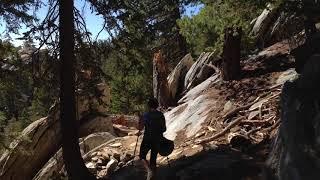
[{"xmin": 0, "ymin": 1, "xmax": 202, "ymax": 47}]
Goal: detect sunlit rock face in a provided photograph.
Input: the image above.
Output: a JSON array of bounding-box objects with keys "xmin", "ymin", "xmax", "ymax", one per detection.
[{"xmin": 164, "ymin": 74, "xmax": 221, "ymax": 140}]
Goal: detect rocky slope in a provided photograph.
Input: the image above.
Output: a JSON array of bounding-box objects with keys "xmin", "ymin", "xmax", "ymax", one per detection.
[
  {"xmin": 78, "ymin": 40, "xmax": 297, "ymax": 180},
  {"xmin": 0, "ymin": 7, "xmax": 306, "ymax": 179},
  {"xmin": 0, "ymin": 37, "xmax": 299, "ymax": 180}
]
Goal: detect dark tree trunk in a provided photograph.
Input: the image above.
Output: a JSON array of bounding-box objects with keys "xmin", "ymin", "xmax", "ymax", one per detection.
[
  {"xmin": 221, "ymin": 27, "xmax": 242, "ymax": 81},
  {"xmin": 59, "ymin": 0, "xmax": 95, "ymax": 179},
  {"xmin": 153, "ymin": 50, "xmax": 172, "ymax": 109}
]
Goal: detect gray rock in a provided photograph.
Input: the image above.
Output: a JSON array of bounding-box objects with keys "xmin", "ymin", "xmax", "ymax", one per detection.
[
  {"xmin": 251, "ymin": 4, "xmax": 276, "ymax": 38},
  {"xmin": 184, "ymin": 52, "xmax": 216, "ymax": 91},
  {"xmin": 120, "ymin": 152, "xmax": 133, "ymax": 163},
  {"xmin": 113, "ymin": 151, "xmax": 121, "ymax": 162},
  {"xmin": 276, "ymin": 68, "xmax": 298, "ymax": 85},
  {"xmin": 223, "ymin": 101, "xmax": 234, "ymax": 114},
  {"xmin": 33, "ymin": 132, "xmax": 115, "ymax": 180},
  {"xmin": 80, "ymin": 132, "xmax": 115, "ymax": 153},
  {"xmin": 97, "ymin": 169, "xmax": 108, "ymax": 178},
  {"xmin": 167, "ymin": 54, "xmax": 194, "ymax": 100},
  {"xmin": 106, "ymin": 158, "xmax": 118, "ymax": 174},
  {"xmin": 266, "ymin": 55, "xmax": 320, "ymax": 179}
]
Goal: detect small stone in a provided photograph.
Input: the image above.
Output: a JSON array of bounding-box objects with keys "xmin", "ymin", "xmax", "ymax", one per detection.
[
  {"xmin": 96, "ymin": 158, "xmax": 103, "ymax": 165},
  {"xmin": 195, "ymin": 131, "xmax": 205, "ymax": 138},
  {"xmin": 207, "ymin": 126, "xmax": 215, "ymax": 132},
  {"xmin": 203, "ymin": 142, "xmax": 218, "ymax": 151},
  {"xmin": 97, "ymin": 169, "xmax": 108, "ymax": 178},
  {"xmin": 120, "ymin": 152, "xmax": 133, "ymax": 163},
  {"xmin": 113, "ymin": 151, "xmax": 121, "ymax": 161},
  {"xmin": 184, "ymin": 145, "xmax": 203, "ymax": 157},
  {"xmin": 118, "ymin": 162, "xmax": 124, "ymax": 167},
  {"xmin": 106, "ymin": 158, "xmax": 118, "ymax": 174},
  {"xmin": 101, "ymin": 155, "xmax": 110, "ymax": 163},
  {"xmin": 109, "ymin": 142, "xmax": 122, "ymax": 148},
  {"xmin": 128, "ymin": 130, "xmax": 139, "ymax": 136},
  {"xmin": 91, "ymin": 157, "xmax": 99, "ymax": 162},
  {"xmin": 223, "ymin": 101, "xmax": 234, "ymax": 113},
  {"xmin": 86, "ymin": 162, "xmax": 96, "ymax": 169},
  {"xmin": 91, "ymin": 152, "xmax": 98, "ymax": 156},
  {"xmin": 85, "ymin": 162, "xmax": 96, "ymax": 174}
]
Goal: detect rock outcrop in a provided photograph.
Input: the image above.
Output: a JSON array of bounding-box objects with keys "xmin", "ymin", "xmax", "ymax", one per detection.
[
  {"xmin": 250, "ymin": 4, "xmax": 304, "ymax": 48},
  {"xmin": 167, "ymin": 54, "xmax": 194, "ymax": 101},
  {"xmin": 165, "ymin": 74, "xmax": 221, "ymax": 140},
  {"xmin": 0, "ymin": 109, "xmax": 116, "ymax": 180},
  {"xmin": 81, "ymin": 136, "xmax": 140, "ymax": 178},
  {"xmin": 34, "ymin": 132, "xmax": 115, "ymax": 180},
  {"xmin": 266, "ymin": 55, "xmax": 320, "ymax": 180},
  {"xmin": 184, "ymin": 52, "xmax": 216, "ymax": 92},
  {"xmin": 251, "ymin": 4, "xmax": 278, "ymax": 48}
]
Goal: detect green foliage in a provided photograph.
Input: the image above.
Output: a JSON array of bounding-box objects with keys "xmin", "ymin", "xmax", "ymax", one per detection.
[
  {"xmin": 0, "ymin": 40, "xmax": 58, "ymax": 150},
  {"xmin": 0, "ymin": 0, "xmax": 42, "ymax": 33},
  {"xmin": 178, "ymin": 0, "xmax": 270, "ymax": 55},
  {"xmin": 89, "ymin": 0, "xmax": 193, "ymax": 114},
  {"xmin": 99, "ymin": 40, "xmax": 152, "ymax": 114}
]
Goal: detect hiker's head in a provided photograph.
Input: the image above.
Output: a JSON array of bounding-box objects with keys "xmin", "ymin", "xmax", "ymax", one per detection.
[{"xmin": 147, "ymin": 98, "xmax": 159, "ymax": 110}]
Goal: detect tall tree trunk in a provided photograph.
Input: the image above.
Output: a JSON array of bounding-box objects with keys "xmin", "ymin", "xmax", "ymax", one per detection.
[
  {"xmin": 59, "ymin": 0, "xmax": 95, "ymax": 179},
  {"xmin": 221, "ymin": 27, "xmax": 242, "ymax": 81},
  {"xmin": 153, "ymin": 50, "xmax": 172, "ymax": 109}
]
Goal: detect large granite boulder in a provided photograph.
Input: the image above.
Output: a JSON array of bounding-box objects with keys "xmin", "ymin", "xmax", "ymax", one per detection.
[
  {"xmin": 167, "ymin": 54, "xmax": 194, "ymax": 100},
  {"xmin": 33, "ymin": 132, "xmax": 115, "ymax": 180},
  {"xmin": 184, "ymin": 52, "xmax": 216, "ymax": 92}
]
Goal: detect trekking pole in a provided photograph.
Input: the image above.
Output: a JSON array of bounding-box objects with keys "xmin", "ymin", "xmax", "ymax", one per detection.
[
  {"xmin": 131, "ymin": 130, "xmax": 141, "ymax": 166},
  {"xmin": 133, "ymin": 130, "xmax": 140, "ymax": 157}
]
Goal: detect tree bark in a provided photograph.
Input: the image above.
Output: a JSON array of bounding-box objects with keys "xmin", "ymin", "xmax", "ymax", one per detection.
[
  {"xmin": 153, "ymin": 50, "xmax": 172, "ymax": 108},
  {"xmin": 221, "ymin": 27, "xmax": 242, "ymax": 81},
  {"xmin": 59, "ymin": 0, "xmax": 95, "ymax": 179}
]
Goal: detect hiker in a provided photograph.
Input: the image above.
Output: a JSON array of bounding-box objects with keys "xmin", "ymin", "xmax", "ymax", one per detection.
[{"xmin": 138, "ymin": 97, "xmax": 166, "ymax": 178}]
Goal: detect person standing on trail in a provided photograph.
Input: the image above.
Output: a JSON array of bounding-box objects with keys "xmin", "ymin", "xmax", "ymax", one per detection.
[{"xmin": 138, "ymin": 97, "xmax": 167, "ymax": 178}]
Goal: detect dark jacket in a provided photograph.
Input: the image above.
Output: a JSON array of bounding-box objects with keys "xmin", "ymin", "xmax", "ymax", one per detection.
[{"xmin": 142, "ymin": 110, "xmax": 166, "ymax": 140}]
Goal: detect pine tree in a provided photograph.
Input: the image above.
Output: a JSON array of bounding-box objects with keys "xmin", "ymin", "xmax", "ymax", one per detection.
[{"xmin": 59, "ymin": 0, "xmax": 95, "ymax": 179}]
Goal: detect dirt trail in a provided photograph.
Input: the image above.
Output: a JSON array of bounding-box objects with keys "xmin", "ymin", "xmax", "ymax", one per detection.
[{"xmin": 109, "ymin": 140, "xmax": 270, "ymax": 180}]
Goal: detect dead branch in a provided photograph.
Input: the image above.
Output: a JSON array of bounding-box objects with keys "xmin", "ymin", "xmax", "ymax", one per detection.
[
  {"xmin": 245, "ymin": 127, "xmax": 262, "ymax": 137},
  {"xmin": 263, "ymin": 119, "xmax": 280, "ymax": 133},
  {"xmin": 205, "ymin": 63, "xmax": 220, "ymax": 73},
  {"xmin": 197, "ymin": 116, "xmax": 245, "ymax": 144},
  {"xmin": 241, "ymin": 116, "xmax": 275, "ymax": 125},
  {"xmin": 223, "ymin": 103, "xmax": 255, "ymax": 120}
]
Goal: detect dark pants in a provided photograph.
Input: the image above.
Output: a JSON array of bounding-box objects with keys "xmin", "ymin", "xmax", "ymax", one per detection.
[{"xmin": 139, "ymin": 137, "xmax": 160, "ymax": 170}]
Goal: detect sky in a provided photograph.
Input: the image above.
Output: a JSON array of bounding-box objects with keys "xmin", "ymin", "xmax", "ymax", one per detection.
[{"xmin": 0, "ymin": 1, "xmax": 203, "ymax": 47}]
